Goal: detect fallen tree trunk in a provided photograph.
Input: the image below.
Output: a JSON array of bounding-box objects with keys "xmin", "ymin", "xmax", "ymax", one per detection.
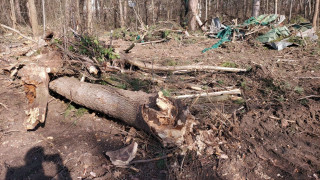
[
  {"xmin": 49, "ymin": 77, "xmax": 196, "ymax": 147},
  {"xmin": 125, "ymin": 59, "xmax": 247, "ymax": 73}
]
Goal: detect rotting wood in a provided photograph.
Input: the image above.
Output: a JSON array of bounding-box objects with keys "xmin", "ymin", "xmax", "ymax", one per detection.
[
  {"xmin": 49, "ymin": 77, "xmax": 197, "ymax": 148},
  {"xmin": 124, "ymin": 59, "xmax": 248, "ymax": 73},
  {"xmin": 174, "ymin": 89, "xmax": 242, "ymax": 99},
  {"xmin": 18, "ymin": 64, "xmax": 49, "ymax": 130}
]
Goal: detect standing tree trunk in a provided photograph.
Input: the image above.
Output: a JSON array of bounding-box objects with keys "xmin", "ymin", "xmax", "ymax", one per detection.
[
  {"xmin": 289, "ymin": 0, "xmax": 293, "ymax": 22},
  {"xmin": 274, "ymin": 0, "xmax": 278, "ymax": 14},
  {"xmin": 27, "ymin": 0, "xmax": 40, "ymax": 37},
  {"xmin": 151, "ymin": 0, "xmax": 155, "ymax": 24},
  {"xmin": 42, "ymin": 0, "xmax": 46, "ymax": 37},
  {"xmin": 119, "ymin": 0, "xmax": 124, "ymax": 27},
  {"xmin": 75, "ymin": 0, "xmax": 82, "ymax": 31},
  {"xmin": 65, "ymin": 0, "xmax": 70, "ymax": 28},
  {"xmin": 124, "ymin": 0, "xmax": 127, "ymax": 25},
  {"xmin": 252, "ymin": 0, "xmax": 260, "ymax": 17},
  {"xmin": 87, "ymin": 0, "xmax": 93, "ymax": 34},
  {"xmin": 313, "ymin": 0, "xmax": 320, "ymax": 30},
  {"xmin": 10, "ymin": 0, "xmax": 17, "ymax": 29},
  {"xmin": 15, "ymin": 0, "xmax": 24, "ymax": 24},
  {"xmin": 188, "ymin": 0, "xmax": 199, "ymax": 31}
]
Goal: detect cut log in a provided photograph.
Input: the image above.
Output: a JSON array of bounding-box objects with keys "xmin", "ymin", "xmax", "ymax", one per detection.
[
  {"xmin": 49, "ymin": 77, "xmax": 196, "ymax": 147},
  {"xmin": 18, "ymin": 64, "xmax": 50, "ymax": 130},
  {"xmin": 124, "ymin": 59, "xmax": 248, "ymax": 73}
]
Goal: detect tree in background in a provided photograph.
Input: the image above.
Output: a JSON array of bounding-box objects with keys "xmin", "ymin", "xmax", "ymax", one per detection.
[
  {"xmin": 27, "ymin": 0, "xmax": 39, "ymax": 37},
  {"xmin": 313, "ymin": 0, "xmax": 320, "ymax": 30},
  {"xmin": 252, "ymin": 0, "xmax": 260, "ymax": 17},
  {"xmin": 188, "ymin": 0, "xmax": 199, "ymax": 31}
]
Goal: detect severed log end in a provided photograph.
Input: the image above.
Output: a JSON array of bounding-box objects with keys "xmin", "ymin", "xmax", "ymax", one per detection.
[
  {"xmin": 142, "ymin": 91, "xmax": 197, "ymax": 149},
  {"xmin": 18, "ymin": 64, "xmax": 49, "ymax": 130}
]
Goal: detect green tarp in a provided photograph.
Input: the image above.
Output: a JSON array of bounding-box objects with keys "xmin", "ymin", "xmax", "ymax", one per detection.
[
  {"xmin": 256, "ymin": 26, "xmax": 290, "ymax": 43},
  {"xmin": 202, "ymin": 26, "xmax": 232, "ymax": 53},
  {"xmin": 243, "ymin": 14, "xmax": 279, "ymax": 26}
]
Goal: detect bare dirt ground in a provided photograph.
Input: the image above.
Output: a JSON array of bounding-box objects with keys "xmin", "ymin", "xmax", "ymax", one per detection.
[{"xmin": 1, "ymin": 35, "xmax": 320, "ymax": 179}]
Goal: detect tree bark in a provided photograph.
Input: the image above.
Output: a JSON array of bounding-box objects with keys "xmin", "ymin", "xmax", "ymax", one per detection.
[
  {"xmin": 188, "ymin": 0, "xmax": 199, "ymax": 31},
  {"xmin": 119, "ymin": 0, "xmax": 124, "ymax": 27},
  {"xmin": 27, "ymin": 0, "xmax": 40, "ymax": 37},
  {"xmin": 10, "ymin": 0, "xmax": 17, "ymax": 30},
  {"xmin": 87, "ymin": 0, "xmax": 93, "ymax": 34},
  {"xmin": 42, "ymin": 0, "xmax": 46, "ymax": 38},
  {"xmin": 64, "ymin": 0, "xmax": 70, "ymax": 28},
  {"xmin": 274, "ymin": 0, "xmax": 278, "ymax": 14},
  {"xmin": 313, "ymin": 0, "xmax": 320, "ymax": 30},
  {"xmin": 49, "ymin": 77, "xmax": 153, "ymax": 132},
  {"xmin": 49, "ymin": 77, "xmax": 196, "ymax": 148},
  {"xmin": 15, "ymin": 0, "xmax": 24, "ymax": 24},
  {"xmin": 252, "ymin": 0, "xmax": 260, "ymax": 17}
]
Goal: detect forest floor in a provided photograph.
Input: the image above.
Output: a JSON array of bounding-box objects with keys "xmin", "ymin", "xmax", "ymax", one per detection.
[{"xmin": 0, "ymin": 32, "xmax": 320, "ymax": 179}]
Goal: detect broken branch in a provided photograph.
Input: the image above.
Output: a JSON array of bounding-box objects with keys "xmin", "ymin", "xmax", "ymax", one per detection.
[
  {"xmin": 125, "ymin": 59, "xmax": 248, "ymax": 73},
  {"xmin": 174, "ymin": 89, "xmax": 242, "ymax": 99}
]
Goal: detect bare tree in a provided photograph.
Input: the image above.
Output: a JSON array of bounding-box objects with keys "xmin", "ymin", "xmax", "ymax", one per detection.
[
  {"xmin": 188, "ymin": 0, "xmax": 199, "ymax": 31},
  {"xmin": 313, "ymin": 0, "xmax": 320, "ymax": 30},
  {"xmin": 252, "ymin": 0, "xmax": 260, "ymax": 17},
  {"xmin": 10, "ymin": 0, "xmax": 17, "ymax": 29},
  {"xmin": 42, "ymin": 0, "xmax": 46, "ymax": 37},
  {"xmin": 275, "ymin": 0, "xmax": 278, "ymax": 14},
  {"xmin": 119, "ymin": 0, "xmax": 124, "ymax": 27},
  {"xmin": 87, "ymin": 0, "xmax": 93, "ymax": 34},
  {"xmin": 27, "ymin": 0, "xmax": 40, "ymax": 37}
]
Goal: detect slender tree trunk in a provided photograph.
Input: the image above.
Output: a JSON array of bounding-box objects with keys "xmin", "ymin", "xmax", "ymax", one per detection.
[
  {"xmin": 274, "ymin": 0, "xmax": 278, "ymax": 14},
  {"xmin": 124, "ymin": 0, "xmax": 127, "ymax": 25},
  {"xmin": 75, "ymin": 0, "xmax": 82, "ymax": 31},
  {"xmin": 151, "ymin": 0, "xmax": 155, "ymax": 24},
  {"xmin": 119, "ymin": 0, "xmax": 124, "ymax": 27},
  {"xmin": 266, "ymin": 0, "xmax": 269, "ymax": 13},
  {"xmin": 252, "ymin": 0, "xmax": 260, "ymax": 17},
  {"xmin": 65, "ymin": 0, "xmax": 70, "ymax": 28},
  {"xmin": 313, "ymin": 0, "xmax": 320, "ymax": 30},
  {"xmin": 289, "ymin": 0, "xmax": 293, "ymax": 22},
  {"xmin": 205, "ymin": 0, "xmax": 208, "ymax": 20},
  {"xmin": 87, "ymin": 0, "xmax": 93, "ymax": 34},
  {"xmin": 27, "ymin": 0, "xmax": 40, "ymax": 37},
  {"xmin": 10, "ymin": 0, "xmax": 17, "ymax": 29},
  {"xmin": 188, "ymin": 0, "xmax": 199, "ymax": 31},
  {"xmin": 15, "ymin": 0, "xmax": 24, "ymax": 23},
  {"xmin": 42, "ymin": 0, "xmax": 46, "ymax": 37}
]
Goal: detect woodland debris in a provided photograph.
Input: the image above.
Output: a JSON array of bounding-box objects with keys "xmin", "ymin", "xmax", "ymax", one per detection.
[
  {"xmin": 125, "ymin": 59, "xmax": 248, "ymax": 73},
  {"xmin": 174, "ymin": 89, "xmax": 242, "ymax": 99},
  {"xmin": 105, "ymin": 142, "xmax": 138, "ymax": 167}
]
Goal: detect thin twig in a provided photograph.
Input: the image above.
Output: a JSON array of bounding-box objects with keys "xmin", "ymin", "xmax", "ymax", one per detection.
[{"xmin": 0, "ymin": 102, "xmax": 8, "ymax": 110}]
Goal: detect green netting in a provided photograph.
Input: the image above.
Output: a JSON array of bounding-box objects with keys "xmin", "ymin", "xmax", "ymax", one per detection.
[
  {"xmin": 256, "ymin": 26, "xmax": 290, "ymax": 43},
  {"xmin": 202, "ymin": 27, "xmax": 232, "ymax": 53},
  {"xmin": 243, "ymin": 14, "xmax": 279, "ymax": 26}
]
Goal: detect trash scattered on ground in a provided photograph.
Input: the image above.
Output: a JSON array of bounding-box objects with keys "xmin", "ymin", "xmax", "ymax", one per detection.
[
  {"xmin": 105, "ymin": 142, "xmax": 138, "ymax": 167},
  {"xmin": 203, "ymin": 14, "xmax": 318, "ymax": 52}
]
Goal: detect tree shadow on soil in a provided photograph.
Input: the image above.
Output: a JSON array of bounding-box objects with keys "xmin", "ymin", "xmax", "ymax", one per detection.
[{"xmin": 5, "ymin": 146, "xmax": 71, "ymax": 180}]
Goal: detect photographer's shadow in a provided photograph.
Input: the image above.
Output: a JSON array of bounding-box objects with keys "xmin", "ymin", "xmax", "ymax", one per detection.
[{"xmin": 5, "ymin": 146, "xmax": 71, "ymax": 180}]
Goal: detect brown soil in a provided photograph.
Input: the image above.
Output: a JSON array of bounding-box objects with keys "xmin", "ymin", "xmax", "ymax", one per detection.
[{"xmin": 1, "ymin": 35, "xmax": 320, "ymax": 179}]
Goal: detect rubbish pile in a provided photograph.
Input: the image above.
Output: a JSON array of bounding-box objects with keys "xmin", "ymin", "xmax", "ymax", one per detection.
[{"xmin": 204, "ymin": 14, "xmax": 318, "ymax": 51}]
